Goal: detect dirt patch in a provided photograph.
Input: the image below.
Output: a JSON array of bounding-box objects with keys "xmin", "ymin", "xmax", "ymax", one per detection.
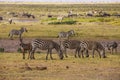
[{"xmin": 0, "ymin": 38, "xmax": 120, "ymax": 53}]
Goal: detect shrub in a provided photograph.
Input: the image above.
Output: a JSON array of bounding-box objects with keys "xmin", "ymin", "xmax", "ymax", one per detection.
[
  {"xmin": 48, "ymin": 20, "xmax": 77, "ymax": 25},
  {"xmin": 0, "ymin": 48, "xmax": 4, "ymax": 52},
  {"xmin": 17, "ymin": 48, "xmax": 22, "ymax": 53}
]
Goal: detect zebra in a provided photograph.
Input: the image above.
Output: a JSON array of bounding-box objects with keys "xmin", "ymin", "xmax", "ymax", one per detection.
[
  {"xmin": 62, "ymin": 39, "xmax": 89, "ymax": 58},
  {"xmin": 19, "ymin": 38, "xmax": 32, "ymax": 59},
  {"xmin": 58, "ymin": 30, "xmax": 75, "ymax": 41},
  {"xmin": 8, "ymin": 27, "xmax": 27, "ymax": 39},
  {"xmin": 30, "ymin": 39, "xmax": 64, "ymax": 60},
  {"xmin": 80, "ymin": 41, "xmax": 106, "ymax": 58},
  {"xmin": 107, "ymin": 41, "xmax": 118, "ymax": 54}
]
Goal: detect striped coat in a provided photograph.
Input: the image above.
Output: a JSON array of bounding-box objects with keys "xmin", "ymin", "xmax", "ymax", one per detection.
[{"xmin": 30, "ymin": 39, "xmax": 63, "ymax": 60}]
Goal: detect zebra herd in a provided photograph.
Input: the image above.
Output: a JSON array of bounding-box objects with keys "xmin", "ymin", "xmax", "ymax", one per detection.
[{"xmin": 8, "ymin": 27, "xmax": 118, "ymax": 60}]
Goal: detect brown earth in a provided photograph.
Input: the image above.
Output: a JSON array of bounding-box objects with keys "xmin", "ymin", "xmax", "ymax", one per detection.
[{"xmin": 0, "ymin": 38, "xmax": 120, "ymax": 53}]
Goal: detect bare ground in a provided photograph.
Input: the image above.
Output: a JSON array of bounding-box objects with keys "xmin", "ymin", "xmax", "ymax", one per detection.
[
  {"xmin": 0, "ymin": 38, "xmax": 120, "ymax": 80},
  {"xmin": 0, "ymin": 38, "xmax": 120, "ymax": 53}
]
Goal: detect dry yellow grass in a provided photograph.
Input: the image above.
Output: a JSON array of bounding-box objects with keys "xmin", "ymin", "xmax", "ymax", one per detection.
[{"xmin": 0, "ymin": 53, "xmax": 120, "ymax": 80}]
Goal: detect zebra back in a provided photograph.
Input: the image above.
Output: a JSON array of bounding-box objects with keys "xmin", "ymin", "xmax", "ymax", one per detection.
[{"xmin": 62, "ymin": 39, "xmax": 81, "ymax": 49}]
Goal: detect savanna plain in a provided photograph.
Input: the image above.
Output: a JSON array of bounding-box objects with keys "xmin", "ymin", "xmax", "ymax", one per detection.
[{"xmin": 0, "ymin": 3, "xmax": 120, "ymax": 80}]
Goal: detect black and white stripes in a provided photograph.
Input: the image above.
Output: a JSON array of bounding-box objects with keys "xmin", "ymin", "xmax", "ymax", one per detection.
[
  {"xmin": 80, "ymin": 41, "xmax": 106, "ymax": 58},
  {"xmin": 8, "ymin": 27, "xmax": 27, "ymax": 39},
  {"xmin": 62, "ymin": 39, "xmax": 89, "ymax": 58},
  {"xmin": 30, "ymin": 39, "xmax": 63, "ymax": 60},
  {"xmin": 58, "ymin": 30, "xmax": 75, "ymax": 40},
  {"xmin": 62, "ymin": 40, "xmax": 106, "ymax": 58}
]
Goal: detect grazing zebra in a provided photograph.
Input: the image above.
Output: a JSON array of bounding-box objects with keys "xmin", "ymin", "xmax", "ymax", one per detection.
[
  {"xmin": 58, "ymin": 30, "xmax": 75, "ymax": 41},
  {"xmin": 62, "ymin": 39, "xmax": 89, "ymax": 58},
  {"xmin": 80, "ymin": 41, "xmax": 106, "ymax": 58},
  {"xmin": 19, "ymin": 38, "xmax": 32, "ymax": 59},
  {"xmin": 30, "ymin": 39, "xmax": 64, "ymax": 60},
  {"xmin": 107, "ymin": 41, "xmax": 118, "ymax": 54},
  {"xmin": 8, "ymin": 27, "xmax": 27, "ymax": 39}
]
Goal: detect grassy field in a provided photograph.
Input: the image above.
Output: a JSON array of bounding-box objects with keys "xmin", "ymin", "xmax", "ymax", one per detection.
[
  {"xmin": 0, "ymin": 22, "xmax": 120, "ymax": 39},
  {"xmin": 0, "ymin": 3, "xmax": 120, "ymax": 80},
  {"xmin": 0, "ymin": 3, "xmax": 120, "ymax": 39},
  {"xmin": 0, "ymin": 53, "xmax": 120, "ymax": 80}
]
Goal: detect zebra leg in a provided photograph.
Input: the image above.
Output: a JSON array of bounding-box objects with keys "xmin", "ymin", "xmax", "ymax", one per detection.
[
  {"xmin": 81, "ymin": 50, "xmax": 84, "ymax": 58},
  {"xmin": 32, "ymin": 52, "xmax": 35, "ymax": 59},
  {"xmin": 92, "ymin": 49, "xmax": 95, "ymax": 58},
  {"xmin": 22, "ymin": 50, "xmax": 25, "ymax": 59},
  {"xmin": 111, "ymin": 48, "xmax": 113, "ymax": 54},
  {"xmin": 50, "ymin": 49, "xmax": 53, "ymax": 60},
  {"xmin": 75, "ymin": 49, "xmax": 77, "ymax": 58},
  {"xmin": 30, "ymin": 49, "xmax": 36, "ymax": 59},
  {"xmin": 96, "ymin": 50, "xmax": 101, "ymax": 58},
  {"xmin": 28, "ymin": 50, "xmax": 31, "ymax": 59},
  {"xmin": 115, "ymin": 48, "xmax": 117, "ymax": 54},
  {"xmin": 78, "ymin": 49, "xmax": 81, "ymax": 58},
  {"xmin": 85, "ymin": 49, "xmax": 89, "ymax": 57},
  {"xmin": 64, "ymin": 48, "xmax": 68, "ymax": 58},
  {"xmin": 46, "ymin": 49, "xmax": 50, "ymax": 60}
]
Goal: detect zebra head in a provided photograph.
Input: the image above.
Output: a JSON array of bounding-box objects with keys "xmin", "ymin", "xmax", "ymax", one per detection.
[
  {"xmin": 54, "ymin": 42, "xmax": 64, "ymax": 60},
  {"xmin": 68, "ymin": 30, "xmax": 75, "ymax": 36},
  {"xmin": 21, "ymin": 27, "xmax": 28, "ymax": 33}
]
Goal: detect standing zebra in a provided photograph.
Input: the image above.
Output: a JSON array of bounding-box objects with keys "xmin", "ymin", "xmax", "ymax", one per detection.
[
  {"xmin": 80, "ymin": 41, "xmax": 106, "ymax": 58},
  {"xmin": 58, "ymin": 30, "xmax": 75, "ymax": 42},
  {"xmin": 19, "ymin": 38, "xmax": 32, "ymax": 59},
  {"xmin": 62, "ymin": 39, "xmax": 89, "ymax": 58},
  {"xmin": 8, "ymin": 27, "xmax": 27, "ymax": 39},
  {"xmin": 107, "ymin": 41, "xmax": 118, "ymax": 54},
  {"xmin": 30, "ymin": 39, "xmax": 64, "ymax": 60}
]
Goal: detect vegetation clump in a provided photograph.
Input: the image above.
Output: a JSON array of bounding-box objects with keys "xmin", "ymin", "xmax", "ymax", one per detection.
[
  {"xmin": 0, "ymin": 48, "xmax": 4, "ymax": 52},
  {"xmin": 48, "ymin": 20, "xmax": 77, "ymax": 25}
]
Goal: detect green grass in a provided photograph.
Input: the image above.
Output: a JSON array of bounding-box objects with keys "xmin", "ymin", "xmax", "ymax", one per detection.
[
  {"xmin": 0, "ymin": 53, "xmax": 120, "ymax": 80},
  {"xmin": 1, "ymin": 22, "xmax": 120, "ymax": 39},
  {"xmin": 0, "ymin": 3, "xmax": 120, "ymax": 39}
]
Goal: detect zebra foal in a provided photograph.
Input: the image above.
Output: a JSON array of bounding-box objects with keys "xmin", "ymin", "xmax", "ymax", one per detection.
[
  {"xmin": 107, "ymin": 41, "xmax": 118, "ymax": 54},
  {"xmin": 8, "ymin": 27, "xmax": 27, "ymax": 39},
  {"xmin": 19, "ymin": 38, "xmax": 32, "ymax": 59},
  {"xmin": 30, "ymin": 39, "xmax": 64, "ymax": 60}
]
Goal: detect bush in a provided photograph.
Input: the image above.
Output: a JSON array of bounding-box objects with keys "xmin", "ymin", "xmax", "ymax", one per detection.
[
  {"xmin": 0, "ymin": 48, "xmax": 4, "ymax": 52},
  {"xmin": 48, "ymin": 20, "xmax": 77, "ymax": 25},
  {"xmin": 17, "ymin": 48, "xmax": 22, "ymax": 53}
]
